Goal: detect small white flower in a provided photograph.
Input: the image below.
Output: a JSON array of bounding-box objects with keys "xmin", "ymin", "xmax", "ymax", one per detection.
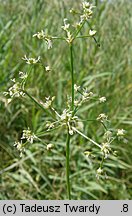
[
  {"xmin": 82, "ymin": 1, "xmax": 90, "ymax": 9},
  {"xmin": 40, "ymin": 96, "xmax": 55, "ymax": 109},
  {"xmin": 89, "ymin": 29, "xmax": 97, "ymax": 36},
  {"xmin": 69, "ymin": 129, "xmax": 74, "ymax": 135},
  {"xmin": 82, "ymin": 90, "xmax": 93, "ymax": 102},
  {"xmin": 104, "ymin": 131, "xmax": 112, "ymax": 138},
  {"xmin": 60, "ymin": 109, "xmax": 79, "ymax": 135},
  {"xmin": 97, "ymin": 167, "xmax": 103, "ymax": 174},
  {"xmin": 46, "ymin": 121, "xmax": 55, "ymax": 130},
  {"xmin": 74, "ymin": 99, "xmax": 81, "ymax": 106},
  {"xmin": 74, "ymin": 21, "xmax": 82, "ymax": 28},
  {"xmin": 60, "ymin": 109, "xmax": 68, "ymax": 121},
  {"xmin": 82, "ymin": 1, "xmax": 95, "ymax": 20},
  {"xmin": 46, "ymin": 39, "xmax": 52, "ymax": 49},
  {"xmin": 117, "ymin": 129, "xmax": 125, "ymax": 137},
  {"xmin": 74, "ymin": 84, "xmax": 80, "ymax": 92},
  {"xmin": 45, "ymin": 65, "xmax": 51, "ymax": 72},
  {"xmin": 84, "ymin": 151, "xmax": 91, "ymax": 158},
  {"xmin": 33, "ymin": 30, "xmax": 52, "ymax": 49},
  {"xmin": 22, "ymin": 55, "xmax": 40, "ymax": 64},
  {"xmin": 97, "ymin": 113, "xmax": 108, "ymax": 122},
  {"xmin": 14, "ymin": 141, "xmax": 25, "ymax": 157},
  {"xmin": 99, "ymin": 97, "xmax": 106, "ymax": 103},
  {"xmin": 104, "ymin": 131, "xmax": 112, "ymax": 142},
  {"xmin": 47, "ymin": 143, "xmax": 54, "ymax": 151},
  {"xmin": 96, "ymin": 167, "xmax": 103, "ymax": 179},
  {"xmin": 69, "ymin": 8, "xmax": 75, "ymax": 13},
  {"xmin": 83, "ymin": 91, "xmax": 93, "ymax": 97},
  {"xmin": 33, "ymin": 30, "xmax": 45, "ymax": 39},
  {"xmin": 19, "ymin": 71, "xmax": 28, "ymax": 79},
  {"xmin": 11, "ymin": 78, "xmax": 15, "ymax": 83},
  {"xmin": 101, "ymin": 142, "xmax": 111, "ymax": 158},
  {"xmin": 62, "ymin": 18, "xmax": 70, "ymax": 31},
  {"xmin": 66, "ymin": 31, "xmax": 73, "ymax": 44},
  {"xmin": 61, "ymin": 18, "xmax": 72, "ymax": 43}
]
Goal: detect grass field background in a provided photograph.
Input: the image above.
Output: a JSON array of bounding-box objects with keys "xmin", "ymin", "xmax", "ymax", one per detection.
[{"xmin": 0, "ymin": 0, "xmax": 132, "ymax": 199}]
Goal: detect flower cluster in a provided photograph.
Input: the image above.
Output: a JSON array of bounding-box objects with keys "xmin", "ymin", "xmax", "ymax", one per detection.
[
  {"xmin": 104, "ymin": 131, "xmax": 113, "ymax": 142},
  {"xmin": 61, "ymin": 18, "xmax": 72, "ymax": 44},
  {"xmin": 101, "ymin": 142, "xmax": 111, "ymax": 159},
  {"xmin": 81, "ymin": 1, "xmax": 95, "ymax": 21},
  {"xmin": 14, "ymin": 141, "xmax": 25, "ymax": 158},
  {"xmin": 45, "ymin": 107, "xmax": 81, "ymax": 136},
  {"xmin": 21, "ymin": 128, "xmax": 37, "ymax": 144},
  {"xmin": 33, "ymin": 30, "xmax": 52, "ymax": 49},
  {"xmin": 97, "ymin": 113, "xmax": 108, "ymax": 122},
  {"xmin": 3, "ymin": 1, "xmax": 127, "ymax": 190},
  {"xmin": 70, "ymin": 1, "xmax": 95, "ymax": 22},
  {"xmin": 73, "ymin": 84, "xmax": 94, "ymax": 107},
  {"xmin": 3, "ymin": 79, "xmax": 24, "ymax": 100},
  {"xmin": 117, "ymin": 129, "xmax": 125, "ymax": 137},
  {"xmin": 82, "ymin": 89, "xmax": 94, "ymax": 102},
  {"xmin": 62, "ymin": 18, "xmax": 70, "ymax": 31},
  {"xmin": 95, "ymin": 127, "xmax": 127, "ymax": 179},
  {"xmin": 60, "ymin": 109, "xmax": 79, "ymax": 135},
  {"xmin": 96, "ymin": 167, "xmax": 103, "ymax": 179},
  {"xmin": 74, "ymin": 84, "xmax": 107, "ymax": 110},
  {"xmin": 70, "ymin": 1, "xmax": 97, "ymax": 40},
  {"xmin": 14, "ymin": 128, "xmax": 37, "ymax": 157},
  {"xmin": 40, "ymin": 96, "xmax": 55, "ymax": 109}
]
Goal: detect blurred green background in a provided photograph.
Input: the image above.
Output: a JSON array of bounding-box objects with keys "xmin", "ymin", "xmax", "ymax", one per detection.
[{"xmin": 0, "ymin": 0, "xmax": 132, "ymax": 199}]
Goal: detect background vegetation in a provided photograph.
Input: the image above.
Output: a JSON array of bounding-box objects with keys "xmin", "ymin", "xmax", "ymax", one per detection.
[{"xmin": 0, "ymin": 0, "xmax": 132, "ymax": 199}]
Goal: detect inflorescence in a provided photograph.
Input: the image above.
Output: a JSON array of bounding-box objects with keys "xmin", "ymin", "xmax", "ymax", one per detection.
[{"xmin": 3, "ymin": 1, "xmax": 126, "ymax": 179}]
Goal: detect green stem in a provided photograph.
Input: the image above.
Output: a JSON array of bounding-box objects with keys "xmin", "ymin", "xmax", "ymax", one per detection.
[
  {"xmin": 100, "ymin": 154, "xmax": 105, "ymax": 169},
  {"xmin": 73, "ymin": 20, "xmax": 85, "ymax": 40},
  {"xmin": 66, "ymin": 131, "xmax": 71, "ymax": 200},
  {"xmin": 52, "ymin": 36, "xmax": 66, "ymax": 40},
  {"xmin": 86, "ymin": 21, "xmax": 100, "ymax": 47},
  {"xmin": 70, "ymin": 43, "xmax": 74, "ymax": 112},
  {"xmin": 95, "ymin": 0, "xmax": 98, "ymax": 6},
  {"xmin": 24, "ymin": 90, "xmax": 54, "ymax": 118},
  {"xmin": 72, "ymin": 127, "xmax": 101, "ymax": 149}
]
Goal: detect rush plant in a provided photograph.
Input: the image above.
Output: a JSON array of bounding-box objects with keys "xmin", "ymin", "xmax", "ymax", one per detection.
[{"xmin": 4, "ymin": 1, "xmax": 126, "ymax": 199}]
